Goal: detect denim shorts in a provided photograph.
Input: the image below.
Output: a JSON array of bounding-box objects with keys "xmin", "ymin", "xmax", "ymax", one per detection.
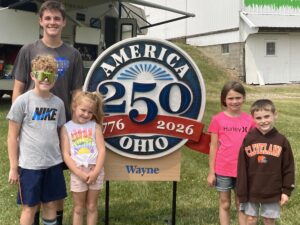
[
  {"xmin": 240, "ymin": 202, "xmax": 280, "ymax": 219},
  {"xmin": 215, "ymin": 174, "xmax": 236, "ymax": 192}
]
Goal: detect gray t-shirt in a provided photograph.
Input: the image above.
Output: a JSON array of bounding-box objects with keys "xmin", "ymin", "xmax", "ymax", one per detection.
[
  {"xmin": 7, "ymin": 90, "xmax": 66, "ymax": 169},
  {"xmin": 12, "ymin": 39, "xmax": 84, "ymax": 120}
]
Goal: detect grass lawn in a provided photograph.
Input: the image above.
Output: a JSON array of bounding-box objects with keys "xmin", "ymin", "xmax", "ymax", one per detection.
[{"xmin": 0, "ymin": 43, "xmax": 299, "ymax": 225}]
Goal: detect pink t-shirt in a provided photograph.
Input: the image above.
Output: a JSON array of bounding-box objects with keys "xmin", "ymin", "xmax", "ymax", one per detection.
[{"xmin": 208, "ymin": 111, "xmax": 254, "ymax": 177}]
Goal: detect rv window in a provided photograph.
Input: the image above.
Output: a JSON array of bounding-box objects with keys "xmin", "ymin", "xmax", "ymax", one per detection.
[
  {"xmin": 121, "ymin": 24, "xmax": 134, "ymax": 40},
  {"xmin": 76, "ymin": 13, "xmax": 85, "ymax": 22},
  {"xmin": 74, "ymin": 43, "xmax": 98, "ymax": 61},
  {"xmin": 90, "ymin": 18, "xmax": 101, "ymax": 28},
  {"xmin": 266, "ymin": 42, "xmax": 276, "ymax": 56}
]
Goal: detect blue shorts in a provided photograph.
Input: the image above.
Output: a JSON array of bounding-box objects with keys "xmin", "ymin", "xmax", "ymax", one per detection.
[
  {"xmin": 215, "ymin": 174, "xmax": 236, "ymax": 192},
  {"xmin": 240, "ymin": 202, "xmax": 280, "ymax": 219},
  {"xmin": 17, "ymin": 163, "xmax": 67, "ymax": 207}
]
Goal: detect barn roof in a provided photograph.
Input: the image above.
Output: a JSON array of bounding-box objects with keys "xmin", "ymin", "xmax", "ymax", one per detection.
[{"xmin": 240, "ymin": 11, "xmax": 300, "ymax": 28}]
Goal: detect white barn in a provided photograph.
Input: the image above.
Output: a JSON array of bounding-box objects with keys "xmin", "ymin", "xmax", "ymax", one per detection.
[{"xmin": 144, "ymin": 0, "xmax": 300, "ymax": 84}]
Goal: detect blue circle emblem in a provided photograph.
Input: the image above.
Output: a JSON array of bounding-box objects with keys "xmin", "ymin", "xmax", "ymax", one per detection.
[{"xmin": 84, "ymin": 37, "xmax": 206, "ymax": 159}]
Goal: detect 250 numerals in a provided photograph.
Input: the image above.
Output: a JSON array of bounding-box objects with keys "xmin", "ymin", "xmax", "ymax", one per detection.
[{"xmin": 98, "ymin": 81, "xmax": 192, "ymax": 124}]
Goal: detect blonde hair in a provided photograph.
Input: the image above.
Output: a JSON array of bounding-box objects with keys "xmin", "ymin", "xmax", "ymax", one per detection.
[
  {"xmin": 31, "ymin": 55, "xmax": 58, "ymax": 73},
  {"xmin": 71, "ymin": 91, "xmax": 104, "ymax": 125}
]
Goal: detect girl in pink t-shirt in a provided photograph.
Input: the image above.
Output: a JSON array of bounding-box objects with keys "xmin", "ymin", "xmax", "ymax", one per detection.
[{"xmin": 207, "ymin": 81, "xmax": 254, "ymax": 225}]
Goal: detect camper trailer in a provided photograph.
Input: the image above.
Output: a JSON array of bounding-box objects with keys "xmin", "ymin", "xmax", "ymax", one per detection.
[
  {"xmin": 0, "ymin": 0, "xmax": 194, "ymax": 98},
  {"xmin": 0, "ymin": 0, "xmax": 147, "ymax": 98}
]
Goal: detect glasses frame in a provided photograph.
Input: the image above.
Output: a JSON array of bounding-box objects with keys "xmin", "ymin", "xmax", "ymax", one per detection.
[{"xmin": 32, "ymin": 71, "xmax": 58, "ymax": 83}]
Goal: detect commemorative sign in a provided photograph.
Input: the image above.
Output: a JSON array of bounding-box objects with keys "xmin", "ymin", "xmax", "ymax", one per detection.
[{"xmin": 84, "ymin": 37, "xmax": 206, "ymax": 180}]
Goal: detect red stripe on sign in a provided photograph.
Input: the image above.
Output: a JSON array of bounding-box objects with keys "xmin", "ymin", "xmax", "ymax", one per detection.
[
  {"xmin": 185, "ymin": 132, "xmax": 211, "ymax": 154},
  {"xmin": 103, "ymin": 115, "xmax": 204, "ymax": 141}
]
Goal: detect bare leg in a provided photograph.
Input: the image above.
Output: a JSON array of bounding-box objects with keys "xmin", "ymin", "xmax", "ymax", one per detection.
[
  {"xmin": 41, "ymin": 201, "xmax": 57, "ymax": 221},
  {"xmin": 262, "ymin": 217, "xmax": 275, "ymax": 225},
  {"xmin": 86, "ymin": 190, "xmax": 100, "ymax": 225},
  {"xmin": 245, "ymin": 215, "xmax": 258, "ymax": 225},
  {"xmin": 20, "ymin": 205, "xmax": 38, "ymax": 225},
  {"xmin": 219, "ymin": 191, "xmax": 231, "ymax": 225},
  {"xmin": 234, "ymin": 193, "xmax": 247, "ymax": 225},
  {"xmin": 72, "ymin": 192, "xmax": 87, "ymax": 225}
]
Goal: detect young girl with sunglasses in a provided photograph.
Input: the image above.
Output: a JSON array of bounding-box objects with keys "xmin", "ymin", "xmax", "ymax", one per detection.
[
  {"xmin": 207, "ymin": 81, "xmax": 255, "ymax": 225},
  {"xmin": 60, "ymin": 91, "xmax": 106, "ymax": 225}
]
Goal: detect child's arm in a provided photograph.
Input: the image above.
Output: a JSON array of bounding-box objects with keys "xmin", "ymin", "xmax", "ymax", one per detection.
[
  {"xmin": 207, "ymin": 133, "xmax": 218, "ymax": 187},
  {"xmin": 281, "ymin": 139, "xmax": 295, "ymax": 202},
  {"xmin": 60, "ymin": 126, "xmax": 88, "ymax": 182},
  {"xmin": 87, "ymin": 124, "xmax": 106, "ymax": 184},
  {"xmin": 7, "ymin": 120, "xmax": 21, "ymax": 185},
  {"xmin": 236, "ymin": 143, "xmax": 249, "ymax": 203}
]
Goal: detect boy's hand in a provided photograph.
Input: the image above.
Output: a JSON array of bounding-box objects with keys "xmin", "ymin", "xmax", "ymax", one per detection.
[
  {"xmin": 8, "ymin": 168, "xmax": 19, "ymax": 185},
  {"xmin": 207, "ymin": 172, "xmax": 216, "ymax": 187},
  {"xmin": 280, "ymin": 193, "xmax": 289, "ymax": 206}
]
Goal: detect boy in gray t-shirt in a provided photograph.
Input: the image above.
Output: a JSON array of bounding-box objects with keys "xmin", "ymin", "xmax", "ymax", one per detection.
[{"xmin": 7, "ymin": 55, "xmax": 66, "ymax": 225}]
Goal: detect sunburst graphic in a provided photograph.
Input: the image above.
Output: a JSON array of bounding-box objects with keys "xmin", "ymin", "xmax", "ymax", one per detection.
[{"xmin": 117, "ymin": 63, "xmax": 174, "ymax": 80}]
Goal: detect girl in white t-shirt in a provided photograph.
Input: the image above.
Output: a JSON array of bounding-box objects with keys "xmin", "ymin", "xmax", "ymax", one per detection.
[
  {"xmin": 60, "ymin": 91, "xmax": 106, "ymax": 225},
  {"xmin": 207, "ymin": 81, "xmax": 254, "ymax": 225}
]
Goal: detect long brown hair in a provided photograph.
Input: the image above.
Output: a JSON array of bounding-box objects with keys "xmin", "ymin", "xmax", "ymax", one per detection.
[{"xmin": 220, "ymin": 81, "xmax": 246, "ymax": 108}]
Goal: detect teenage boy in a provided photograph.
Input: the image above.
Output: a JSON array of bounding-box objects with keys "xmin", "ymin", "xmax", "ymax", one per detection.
[
  {"xmin": 11, "ymin": 1, "xmax": 84, "ymax": 224},
  {"xmin": 237, "ymin": 99, "xmax": 295, "ymax": 225},
  {"xmin": 12, "ymin": 0, "xmax": 83, "ymax": 120},
  {"xmin": 7, "ymin": 55, "xmax": 66, "ymax": 225}
]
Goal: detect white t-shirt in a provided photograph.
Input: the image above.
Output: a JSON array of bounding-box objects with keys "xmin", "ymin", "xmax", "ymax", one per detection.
[{"xmin": 64, "ymin": 120, "xmax": 99, "ymax": 167}]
